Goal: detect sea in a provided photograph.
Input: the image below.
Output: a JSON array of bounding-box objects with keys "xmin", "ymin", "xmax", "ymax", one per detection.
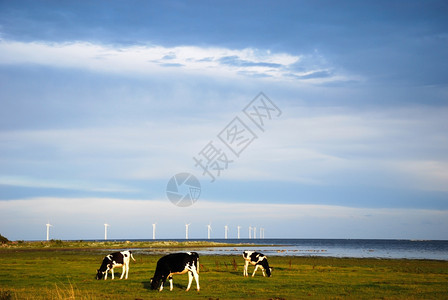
[{"xmin": 130, "ymin": 239, "xmax": 448, "ymax": 261}]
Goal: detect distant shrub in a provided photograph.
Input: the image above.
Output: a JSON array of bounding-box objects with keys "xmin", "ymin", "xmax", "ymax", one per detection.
[
  {"xmin": 0, "ymin": 234, "xmax": 9, "ymax": 244},
  {"xmin": 50, "ymin": 239, "xmax": 64, "ymax": 246},
  {"xmin": 232, "ymin": 258, "xmax": 238, "ymax": 271}
]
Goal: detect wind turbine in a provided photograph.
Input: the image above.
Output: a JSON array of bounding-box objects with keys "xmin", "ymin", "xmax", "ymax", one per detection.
[
  {"xmin": 254, "ymin": 227, "xmax": 257, "ymax": 239},
  {"xmin": 46, "ymin": 222, "xmax": 52, "ymax": 241},
  {"xmin": 152, "ymin": 223, "xmax": 156, "ymax": 240},
  {"xmin": 185, "ymin": 223, "xmax": 190, "ymax": 240},
  {"xmin": 207, "ymin": 224, "xmax": 212, "ymax": 240},
  {"xmin": 249, "ymin": 226, "xmax": 252, "ymax": 239},
  {"xmin": 237, "ymin": 225, "xmax": 241, "ymax": 239},
  {"xmin": 260, "ymin": 227, "xmax": 263, "ymax": 239},
  {"xmin": 224, "ymin": 225, "xmax": 228, "ymax": 239},
  {"xmin": 104, "ymin": 223, "xmax": 110, "ymax": 240}
]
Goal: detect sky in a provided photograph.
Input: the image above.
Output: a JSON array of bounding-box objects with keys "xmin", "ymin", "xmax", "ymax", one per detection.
[{"xmin": 1, "ymin": 0, "xmax": 447, "ymax": 241}]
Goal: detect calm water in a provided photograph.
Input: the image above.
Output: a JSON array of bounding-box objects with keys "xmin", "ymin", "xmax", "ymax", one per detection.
[{"xmin": 131, "ymin": 239, "xmax": 448, "ymax": 260}]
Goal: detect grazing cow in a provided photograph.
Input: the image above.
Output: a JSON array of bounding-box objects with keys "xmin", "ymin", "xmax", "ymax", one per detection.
[
  {"xmin": 96, "ymin": 250, "xmax": 135, "ymax": 280},
  {"xmin": 150, "ymin": 252, "xmax": 200, "ymax": 292},
  {"xmin": 243, "ymin": 250, "xmax": 272, "ymax": 277}
]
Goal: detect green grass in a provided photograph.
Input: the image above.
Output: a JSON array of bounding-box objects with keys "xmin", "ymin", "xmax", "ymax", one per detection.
[{"xmin": 1, "ymin": 248, "xmax": 447, "ymax": 299}]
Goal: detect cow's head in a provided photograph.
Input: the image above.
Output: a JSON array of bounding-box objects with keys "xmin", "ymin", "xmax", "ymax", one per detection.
[
  {"xmin": 96, "ymin": 263, "xmax": 110, "ymax": 280},
  {"xmin": 150, "ymin": 274, "xmax": 165, "ymax": 291},
  {"xmin": 96, "ymin": 269, "xmax": 104, "ymax": 280},
  {"xmin": 261, "ymin": 258, "xmax": 272, "ymax": 277}
]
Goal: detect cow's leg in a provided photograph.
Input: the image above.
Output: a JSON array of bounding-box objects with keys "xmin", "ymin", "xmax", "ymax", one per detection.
[
  {"xmin": 186, "ymin": 271, "xmax": 193, "ymax": 291},
  {"xmin": 243, "ymin": 260, "xmax": 249, "ymax": 276},
  {"xmin": 159, "ymin": 279, "xmax": 164, "ymax": 292},
  {"xmin": 111, "ymin": 268, "xmax": 115, "ymax": 280},
  {"xmin": 119, "ymin": 263, "xmax": 128, "ymax": 280},
  {"xmin": 192, "ymin": 269, "xmax": 200, "ymax": 291},
  {"xmin": 119, "ymin": 264, "xmax": 125, "ymax": 279},
  {"xmin": 125, "ymin": 263, "xmax": 129, "ymax": 279},
  {"xmin": 169, "ymin": 276, "xmax": 173, "ymax": 291},
  {"xmin": 252, "ymin": 264, "xmax": 260, "ymax": 277},
  {"xmin": 261, "ymin": 267, "xmax": 266, "ymax": 277}
]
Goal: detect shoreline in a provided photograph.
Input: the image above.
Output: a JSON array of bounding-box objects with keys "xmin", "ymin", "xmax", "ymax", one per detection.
[{"xmin": 1, "ymin": 240, "xmax": 447, "ymax": 262}]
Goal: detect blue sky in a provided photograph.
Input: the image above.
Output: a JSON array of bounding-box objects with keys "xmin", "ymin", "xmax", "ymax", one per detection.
[{"xmin": 1, "ymin": 0, "xmax": 447, "ymax": 240}]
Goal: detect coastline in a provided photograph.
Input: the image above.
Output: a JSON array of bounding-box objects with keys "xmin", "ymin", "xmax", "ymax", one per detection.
[{"xmin": 2, "ymin": 239, "xmax": 447, "ymax": 261}]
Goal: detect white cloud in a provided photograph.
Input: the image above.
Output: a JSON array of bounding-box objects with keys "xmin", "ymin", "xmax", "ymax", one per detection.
[
  {"xmin": 1, "ymin": 197, "xmax": 447, "ymax": 240},
  {"xmin": 0, "ymin": 123, "xmax": 214, "ymax": 182},
  {"xmin": 0, "ymin": 176, "xmax": 137, "ymax": 193},
  {"xmin": 0, "ymin": 40, "xmax": 349, "ymax": 83},
  {"xmin": 392, "ymin": 160, "xmax": 448, "ymax": 192},
  {"xmin": 1, "ymin": 105, "xmax": 447, "ymax": 191},
  {"xmin": 211, "ymin": 105, "xmax": 448, "ymax": 192}
]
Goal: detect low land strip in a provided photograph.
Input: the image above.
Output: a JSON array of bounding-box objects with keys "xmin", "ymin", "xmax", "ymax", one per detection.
[{"xmin": 0, "ymin": 241, "xmax": 447, "ymax": 299}]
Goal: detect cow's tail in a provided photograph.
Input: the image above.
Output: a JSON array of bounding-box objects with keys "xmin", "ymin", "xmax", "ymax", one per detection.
[{"xmin": 130, "ymin": 251, "xmax": 136, "ymax": 262}]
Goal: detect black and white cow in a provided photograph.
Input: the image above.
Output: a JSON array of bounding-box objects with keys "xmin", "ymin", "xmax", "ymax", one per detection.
[
  {"xmin": 150, "ymin": 252, "xmax": 200, "ymax": 292},
  {"xmin": 243, "ymin": 250, "xmax": 272, "ymax": 277},
  {"xmin": 96, "ymin": 250, "xmax": 135, "ymax": 280}
]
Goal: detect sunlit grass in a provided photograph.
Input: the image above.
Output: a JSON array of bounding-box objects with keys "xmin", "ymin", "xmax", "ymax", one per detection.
[{"xmin": 1, "ymin": 249, "xmax": 447, "ymax": 299}]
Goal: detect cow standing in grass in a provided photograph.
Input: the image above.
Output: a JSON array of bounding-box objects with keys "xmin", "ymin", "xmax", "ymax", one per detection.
[
  {"xmin": 243, "ymin": 250, "xmax": 272, "ymax": 277},
  {"xmin": 96, "ymin": 250, "xmax": 135, "ymax": 280},
  {"xmin": 150, "ymin": 252, "xmax": 200, "ymax": 292}
]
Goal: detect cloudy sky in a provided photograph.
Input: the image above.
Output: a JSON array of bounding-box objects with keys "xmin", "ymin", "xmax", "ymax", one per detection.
[{"xmin": 1, "ymin": 0, "xmax": 447, "ymax": 240}]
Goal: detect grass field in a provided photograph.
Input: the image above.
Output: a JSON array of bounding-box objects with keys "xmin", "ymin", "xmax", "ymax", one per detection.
[{"xmin": 1, "ymin": 242, "xmax": 447, "ymax": 299}]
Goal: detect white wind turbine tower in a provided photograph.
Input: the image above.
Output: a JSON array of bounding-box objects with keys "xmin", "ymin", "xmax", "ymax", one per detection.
[
  {"xmin": 249, "ymin": 226, "xmax": 252, "ymax": 239},
  {"xmin": 260, "ymin": 227, "xmax": 264, "ymax": 239},
  {"xmin": 185, "ymin": 223, "xmax": 190, "ymax": 240},
  {"xmin": 224, "ymin": 225, "xmax": 228, "ymax": 239},
  {"xmin": 237, "ymin": 226, "xmax": 241, "ymax": 239},
  {"xmin": 46, "ymin": 222, "xmax": 52, "ymax": 241},
  {"xmin": 207, "ymin": 224, "xmax": 212, "ymax": 240},
  {"xmin": 254, "ymin": 227, "xmax": 257, "ymax": 239},
  {"xmin": 152, "ymin": 223, "xmax": 156, "ymax": 240},
  {"xmin": 104, "ymin": 223, "xmax": 110, "ymax": 240}
]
